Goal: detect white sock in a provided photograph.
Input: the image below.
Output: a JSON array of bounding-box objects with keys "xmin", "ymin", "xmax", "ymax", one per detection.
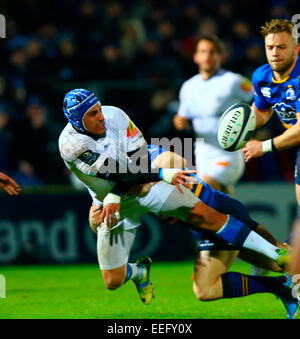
[
  {"xmin": 243, "ymin": 231, "xmax": 280, "ymax": 260},
  {"xmin": 127, "ymin": 263, "xmax": 145, "ymax": 282}
]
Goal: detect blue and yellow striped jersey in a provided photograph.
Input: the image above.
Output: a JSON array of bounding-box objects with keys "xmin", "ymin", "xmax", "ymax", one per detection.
[{"xmin": 252, "ymin": 57, "xmax": 300, "ymax": 129}]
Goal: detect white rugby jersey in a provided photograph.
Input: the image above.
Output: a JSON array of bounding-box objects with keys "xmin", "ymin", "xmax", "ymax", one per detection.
[
  {"xmin": 59, "ymin": 105, "xmax": 146, "ymax": 203},
  {"xmin": 178, "ymin": 69, "xmax": 254, "ymax": 147}
]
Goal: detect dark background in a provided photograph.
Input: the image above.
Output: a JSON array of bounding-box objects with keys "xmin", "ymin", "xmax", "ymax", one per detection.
[{"xmin": 0, "ymin": 0, "xmax": 299, "ymax": 186}]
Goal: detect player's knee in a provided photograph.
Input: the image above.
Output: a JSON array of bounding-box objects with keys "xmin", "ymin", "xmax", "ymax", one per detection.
[
  {"xmin": 193, "ymin": 283, "xmax": 215, "ymax": 301},
  {"xmin": 102, "ymin": 273, "xmax": 124, "ymax": 290}
]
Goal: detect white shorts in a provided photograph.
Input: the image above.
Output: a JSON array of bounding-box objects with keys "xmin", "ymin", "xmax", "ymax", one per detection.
[
  {"xmin": 96, "ymin": 181, "xmax": 175, "ymax": 270},
  {"xmin": 195, "ymin": 141, "xmax": 245, "ymax": 187},
  {"xmin": 96, "ymin": 182, "xmax": 200, "ymax": 270},
  {"xmin": 97, "ymin": 225, "xmax": 136, "ymax": 270}
]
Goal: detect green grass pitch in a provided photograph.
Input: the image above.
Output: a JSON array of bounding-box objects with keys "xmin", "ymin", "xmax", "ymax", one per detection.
[{"xmin": 0, "ymin": 260, "xmax": 292, "ymax": 319}]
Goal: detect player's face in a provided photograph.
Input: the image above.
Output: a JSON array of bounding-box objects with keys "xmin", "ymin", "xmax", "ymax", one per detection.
[
  {"xmin": 265, "ymin": 32, "xmax": 297, "ymax": 73},
  {"xmin": 83, "ymin": 103, "xmax": 106, "ymax": 135},
  {"xmin": 193, "ymin": 40, "xmax": 221, "ymax": 73}
]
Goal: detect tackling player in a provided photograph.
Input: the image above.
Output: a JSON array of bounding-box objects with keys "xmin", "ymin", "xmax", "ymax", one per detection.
[
  {"xmin": 59, "ymin": 89, "xmax": 293, "ymax": 311},
  {"xmin": 91, "ymin": 146, "xmax": 299, "ymax": 318}
]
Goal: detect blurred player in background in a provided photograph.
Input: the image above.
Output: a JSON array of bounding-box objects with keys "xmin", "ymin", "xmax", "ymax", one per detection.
[
  {"xmin": 59, "ymin": 89, "xmax": 293, "ymax": 310},
  {"xmin": 174, "ymin": 35, "xmax": 254, "ymax": 195},
  {"xmin": 0, "ymin": 171, "xmax": 21, "ymax": 195},
  {"xmin": 241, "ymin": 19, "xmax": 300, "ymax": 278}
]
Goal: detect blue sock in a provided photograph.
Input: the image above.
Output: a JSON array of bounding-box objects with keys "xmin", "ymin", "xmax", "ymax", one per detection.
[
  {"xmin": 221, "ymin": 272, "xmax": 286, "ymax": 298},
  {"xmin": 186, "ymin": 171, "xmax": 258, "ymax": 230},
  {"xmin": 124, "ymin": 264, "xmax": 133, "ymax": 284},
  {"xmin": 215, "ymin": 215, "xmax": 251, "ymax": 248},
  {"xmin": 124, "ymin": 263, "xmax": 146, "ymax": 284}
]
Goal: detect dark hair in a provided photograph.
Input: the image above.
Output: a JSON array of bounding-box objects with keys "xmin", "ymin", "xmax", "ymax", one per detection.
[{"xmin": 195, "ymin": 35, "xmax": 225, "ymax": 54}]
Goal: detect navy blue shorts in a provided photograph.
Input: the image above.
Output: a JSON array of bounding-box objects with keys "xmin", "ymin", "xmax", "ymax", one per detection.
[{"xmin": 192, "ymin": 229, "xmax": 239, "ymax": 251}]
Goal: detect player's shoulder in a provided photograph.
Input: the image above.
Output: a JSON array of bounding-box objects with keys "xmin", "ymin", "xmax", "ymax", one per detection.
[
  {"xmin": 180, "ymin": 74, "xmax": 202, "ymax": 91},
  {"xmin": 101, "ymin": 105, "xmax": 125, "ymax": 118},
  {"xmin": 58, "ymin": 123, "xmax": 93, "ymax": 161},
  {"xmin": 252, "ymin": 63, "xmax": 272, "ymax": 83},
  {"xmin": 217, "ymin": 69, "xmax": 244, "ymax": 83}
]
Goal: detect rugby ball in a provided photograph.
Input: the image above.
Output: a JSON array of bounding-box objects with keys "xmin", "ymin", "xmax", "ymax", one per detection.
[{"xmin": 217, "ymin": 103, "xmax": 256, "ymax": 152}]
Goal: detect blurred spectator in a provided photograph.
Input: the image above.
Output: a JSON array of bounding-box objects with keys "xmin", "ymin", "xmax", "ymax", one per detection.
[
  {"xmin": 120, "ymin": 19, "xmax": 146, "ymax": 63},
  {"xmin": 9, "ymin": 97, "xmax": 56, "ymax": 185},
  {"xmin": 97, "ymin": 43, "xmax": 131, "ymax": 80},
  {"xmin": 0, "ymin": 104, "xmax": 12, "ymax": 171}
]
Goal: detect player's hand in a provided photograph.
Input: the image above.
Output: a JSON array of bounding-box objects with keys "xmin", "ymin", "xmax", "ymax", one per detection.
[
  {"xmin": 101, "ymin": 203, "xmax": 121, "ymax": 228},
  {"xmin": 173, "ymin": 115, "xmax": 188, "ymax": 131},
  {"xmin": 0, "ymin": 172, "xmax": 21, "ymax": 195},
  {"xmin": 171, "ymin": 169, "xmax": 197, "ymax": 194},
  {"xmin": 242, "ymin": 140, "xmax": 264, "ymax": 162},
  {"xmin": 89, "ymin": 204, "xmax": 103, "ymax": 233}
]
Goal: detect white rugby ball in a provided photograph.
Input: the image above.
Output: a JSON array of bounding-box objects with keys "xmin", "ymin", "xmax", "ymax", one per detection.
[{"xmin": 217, "ymin": 103, "xmax": 256, "ymax": 152}]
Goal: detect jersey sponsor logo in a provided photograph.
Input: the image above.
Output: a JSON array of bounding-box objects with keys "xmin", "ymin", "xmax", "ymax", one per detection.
[
  {"xmin": 127, "ymin": 120, "xmax": 139, "ymax": 138},
  {"xmin": 286, "ymin": 86, "xmax": 296, "ymax": 100},
  {"xmin": 273, "ymin": 102, "xmax": 296, "ymax": 120},
  {"xmin": 78, "ymin": 150, "xmax": 100, "ymax": 166},
  {"xmin": 261, "ymin": 87, "xmax": 271, "ymax": 98}
]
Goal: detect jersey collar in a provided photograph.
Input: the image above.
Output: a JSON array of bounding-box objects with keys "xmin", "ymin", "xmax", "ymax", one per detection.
[{"xmin": 271, "ymin": 57, "xmax": 300, "ymax": 83}]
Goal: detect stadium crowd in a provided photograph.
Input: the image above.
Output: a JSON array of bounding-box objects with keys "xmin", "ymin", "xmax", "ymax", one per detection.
[{"xmin": 0, "ymin": 0, "xmax": 298, "ymax": 186}]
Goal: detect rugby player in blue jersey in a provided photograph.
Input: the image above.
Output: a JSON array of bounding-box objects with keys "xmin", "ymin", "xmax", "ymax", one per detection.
[
  {"xmin": 242, "ymin": 19, "xmax": 300, "ymax": 286},
  {"xmin": 243, "ymin": 19, "xmax": 300, "ymax": 193}
]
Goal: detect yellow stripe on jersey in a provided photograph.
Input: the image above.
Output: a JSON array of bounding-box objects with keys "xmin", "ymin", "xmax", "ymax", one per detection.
[
  {"xmin": 282, "ymin": 122, "xmax": 293, "ymax": 129},
  {"xmin": 195, "ymin": 183, "xmax": 203, "ymax": 197},
  {"xmin": 272, "ymin": 75, "xmax": 290, "ymax": 84}
]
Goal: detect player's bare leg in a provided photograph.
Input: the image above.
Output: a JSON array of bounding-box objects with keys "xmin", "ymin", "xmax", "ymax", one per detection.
[
  {"xmin": 101, "ymin": 265, "xmax": 127, "ymax": 290},
  {"xmin": 193, "ymin": 250, "xmax": 239, "ymax": 301}
]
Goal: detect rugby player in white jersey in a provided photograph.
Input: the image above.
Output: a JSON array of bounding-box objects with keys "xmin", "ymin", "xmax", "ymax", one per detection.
[
  {"xmin": 174, "ymin": 35, "xmax": 253, "ymax": 195},
  {"xmin": 59, "ymin": 89, "xmax": 294, "ymax": 313}
]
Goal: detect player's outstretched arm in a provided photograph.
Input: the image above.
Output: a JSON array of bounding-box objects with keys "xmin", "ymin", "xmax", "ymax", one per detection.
[
  {"xmin": 242, "ymin": 104, "xmax": 273, "ymax": 162},
  {"xmin": 272, "ymin": 112, "xmax": 300, "ymax": 151},
  {"xmin": 243, "ymin": 112, "xmax": 300, "ymax": 162},
  {"xmin": 0, "ymin": 172, "xmax": 21, "ymax": 195}
]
